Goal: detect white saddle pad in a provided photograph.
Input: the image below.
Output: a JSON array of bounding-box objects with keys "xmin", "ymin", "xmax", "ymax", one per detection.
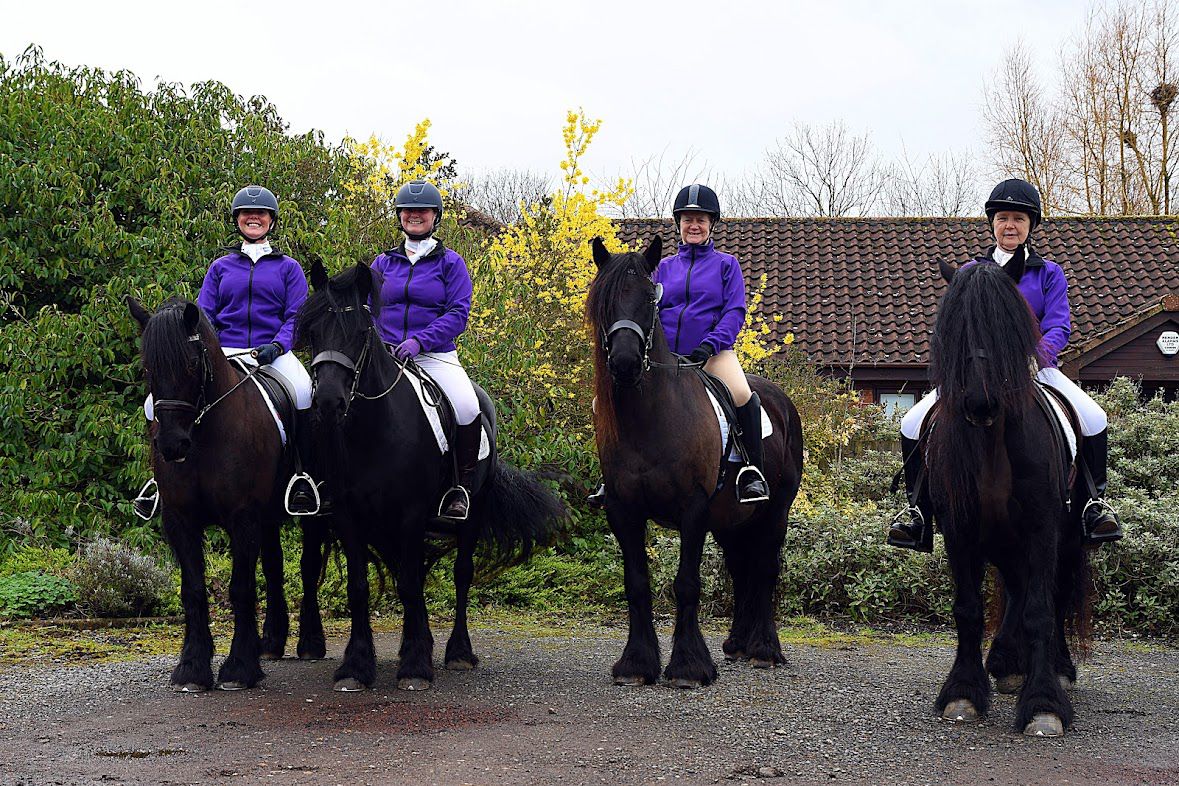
[
  {"xmin": 1039, "ymin": 385, "xmax": 1078, "ymax": 461},
  {"xmin": 403, "ymin": 370, "xmax": 491, "ymax": 460},
  {"xmin": 706, "ymin": 390, "xmax": 774, "ymax": 462},
  {"xmin": 225, "ymin": 350, "xmax": 289, "ymax": 447}
]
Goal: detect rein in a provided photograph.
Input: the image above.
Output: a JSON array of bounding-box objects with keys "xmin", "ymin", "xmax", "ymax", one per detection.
[
  {"xmin": 152, "ymin": 333, "xmax": 264, "ymax": 426},
  {"xmin": 308, "ymin": 304, "xmax": 405, "ymax": 416}
]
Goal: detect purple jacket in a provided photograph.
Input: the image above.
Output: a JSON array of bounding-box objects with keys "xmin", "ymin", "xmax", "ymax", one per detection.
[
  {"xmin": 653, "ymin": 240, "xmax": 747, "ymax": 355},
  {"xmin": 197, "ymin": 249, "xmax": 308, "ymax": 352},
  {"xmin": 371, "ymin": 243, "xmax": 472, "ymax": 353},
  {"xmin": 963, "ymin": 247, "xmax": 1072, "ymax": 367}
]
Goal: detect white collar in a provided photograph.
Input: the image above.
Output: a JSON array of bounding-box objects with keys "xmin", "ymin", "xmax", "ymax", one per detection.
[
  {"xmin": 241, "ymin": 240, "xmax": 272, "ymax": 263},
  {"xmin": 992, "ymin": 245, "xmax": 1016, "ymax": 267},
  {"xmin": 405, "ymin": 236, "xmax": 438, "ymax": 263}
]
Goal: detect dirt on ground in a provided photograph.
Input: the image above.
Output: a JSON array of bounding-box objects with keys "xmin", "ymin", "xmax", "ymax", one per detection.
[{"xmin": 0, "ymin": 619, "xmax": 1176, "ymax": 786}]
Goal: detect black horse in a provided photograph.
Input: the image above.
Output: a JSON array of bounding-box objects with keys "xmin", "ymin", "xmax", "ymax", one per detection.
[
  {"xmin": 295, "ymin": 260, "xmax": 565, "ymax": 692},
  {"xmin": 127, "ymin": 297, "xmax": 327, "ymax": 691},
  {"xmin": 925, "ymin": 260, "xmax": 1091, "ymax": 737},
  {"xmin": 585, "ymin": 237, "xmax": 804, "ymax": 687}
]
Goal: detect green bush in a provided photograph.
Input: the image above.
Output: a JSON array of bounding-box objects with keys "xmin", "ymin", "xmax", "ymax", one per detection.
[
  {"xmin": 69, "ymin": 537, "xmax": 171, "ymax": 617},
  {"xmin": 0, "ymin": 543, "xmax": 74, "ymax": 578},
  {"xmin": 0, "ymin": 570, "xmax": 77, "ymax": 618}
]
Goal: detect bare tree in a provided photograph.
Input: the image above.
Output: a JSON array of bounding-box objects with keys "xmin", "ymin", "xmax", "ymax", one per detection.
[
  {"xmin": 884, "ymin": 145, "xmax": 980, "ymax": 216},
  {"xmin": 609, "ymin": 148, "xmax": 715, "ymax": 218},
  {"xmin": 454, "ymin": 168, "xmax": 551, "ymax": 225},
  {"xmin": 742, "ymin": 121, "xmax": 889, "ymax": 216}
]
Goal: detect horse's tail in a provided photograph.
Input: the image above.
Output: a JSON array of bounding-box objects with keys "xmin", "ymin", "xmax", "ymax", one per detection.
[{"xmin": 474, "ymin": 461, "xmax": 567, "ymax": 577}]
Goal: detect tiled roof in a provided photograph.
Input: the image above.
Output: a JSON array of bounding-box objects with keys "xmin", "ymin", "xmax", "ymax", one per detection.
[{"xmin": 614, "ymin": 217, "xmax": 1179, "ymax": 372}]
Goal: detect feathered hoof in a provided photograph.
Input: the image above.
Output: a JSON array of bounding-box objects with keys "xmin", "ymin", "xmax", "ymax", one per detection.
[
  {"xmin": 995, "ymin": 675, "xmax": 1024, "ymax": 694},
  {"xmin": 723, "ymin": 650, "xmax": 745, "ymax": 662},
  {"xmin": 612, "ymin": 675, "xmax": 647, "ymax": 687},
  {"xmin": 1024, "ymin": 713, "xmax": 1065, "ymax": 737},
  {"xmin": 941, "ymin": 699, "xmax": 980, "ymax": 722},
  {"xmin": 397, "ymin": 677, "xmax": 432, "ymax": 692},
  {"xmin": 1058, "ymin": 675, "xmax": 1075, "ymax": 692},
  {"xmin": 333, "ymin": 678, "xmax": 367, "ymax": 692},
  {"xmin": 446, "ymin": 659, "xmax": 476, "ymax": 671},
  {"xmin": 260, "ymin": 652, "xmax": 284, "ymax": 662},
  {"xmin": 668, "ymin": 677, "xmax": 705, "ymax": 689},
  {"xmin": 172, "ymin": 683, "xmax": 208, "ymax": 693},
  {"xmin": 217, "ymin": 681, "xmax": 249, "ymax": 691},
  {"xmin": 748, "ymin": 658, "xmax": 777, "ymax": 669}
]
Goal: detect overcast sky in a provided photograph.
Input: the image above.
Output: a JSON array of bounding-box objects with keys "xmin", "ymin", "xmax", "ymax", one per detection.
[{"xmin": 5, "ymin": 0, "xmax": 1089, "ymax": 186}]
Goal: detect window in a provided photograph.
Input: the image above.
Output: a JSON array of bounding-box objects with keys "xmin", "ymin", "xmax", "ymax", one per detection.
[{"xmin": 878, "ymin": 392, "xmax": 916, "ymax": 416}]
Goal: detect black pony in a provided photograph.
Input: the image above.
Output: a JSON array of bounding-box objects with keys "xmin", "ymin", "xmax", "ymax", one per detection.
[
  {"xmin": 925, "ymin": 260, "xmax": 1090, "ymax": 737},
  {"xmin": 295, "ymin": 260, "xmax": 565, "ymax": 691},
  {"xmin": 127, "ymin": 297, "xmax": 327, "ymax": 691},
  {"xmin": 585, "ymin": 238, "xmax": 803, "ymax": 687}
]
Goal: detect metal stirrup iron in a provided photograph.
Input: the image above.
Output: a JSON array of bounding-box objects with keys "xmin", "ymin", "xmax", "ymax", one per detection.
[
  {"xmin": 285, "ymin": 472, "xmax": 321, "ymax": 516},
  {"xmin": 735, "ymin": 464, "xmax": 769, "ymax": 503},
  {"xmin": 133, "ymin": 478, "xmax": 160, "ymax": 521},
  {"xmin": 439, "ymin": 485, "xmax": 471, "ymax": 521}
]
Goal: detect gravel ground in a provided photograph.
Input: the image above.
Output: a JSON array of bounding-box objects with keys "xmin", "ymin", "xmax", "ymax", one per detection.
[{"xmin": 0, "ymin": 621, "xmax": 1176, "ymax": 786}]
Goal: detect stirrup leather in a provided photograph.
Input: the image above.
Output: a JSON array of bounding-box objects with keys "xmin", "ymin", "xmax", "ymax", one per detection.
[
  {"xmin": 284, "ymin": 472, "xmax": 321, "ymax": 516},
  {"xmin": 735, "ymin": 465, "xmax": 769, "ymax": 503},
  {"xmin": 133, "ymin": 478, "xmax": 160, "ymax": 521},
  {"xmin": 439, "ymin": 485, "xmax": 471, "ymax": 521}
]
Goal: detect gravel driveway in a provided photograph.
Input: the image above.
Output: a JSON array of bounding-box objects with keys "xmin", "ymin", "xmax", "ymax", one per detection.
[{"xmin": 0, "ymin": 620, "xmax": 1176, "ymax": 785}]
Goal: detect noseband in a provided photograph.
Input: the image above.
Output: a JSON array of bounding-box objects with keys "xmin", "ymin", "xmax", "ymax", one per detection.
[
  {"xmin": 308, "ymin": 304, "xmax": 404, "ymax": 416},
  {"xmin": 152, "ymin": 333, "xmax": 211, "ymax": 420}
]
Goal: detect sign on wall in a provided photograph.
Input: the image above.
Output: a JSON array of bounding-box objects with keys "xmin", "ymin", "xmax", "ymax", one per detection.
[{"xmin": 1159, "ymin": 330, "xmax": 1179, "ymax": 356}]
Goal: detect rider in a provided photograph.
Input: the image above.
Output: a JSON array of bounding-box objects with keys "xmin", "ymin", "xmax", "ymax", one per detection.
[
  {"xmin": 132, "ymin": 185, "xmax": 321, "ymax": 519},
  {"xmin": 888, "ymin": 177, "xmax": 1123, "ymax": 552},
  {"xmin": 370, "ymin": 179, "xmax": 481, "ymax": 521},
  {"xmin": 588, "ymin": 184, "xmax": 769, "ymax": 507}
]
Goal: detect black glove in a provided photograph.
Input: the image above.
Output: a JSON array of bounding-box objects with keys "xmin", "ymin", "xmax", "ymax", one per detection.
[
  {"xmin": 254, "ymin": 342, "xmax": 283, "ymax": 365},
  {"xmin": 688, "ymin": 344, "xmax": 714, "ymax": 364}
]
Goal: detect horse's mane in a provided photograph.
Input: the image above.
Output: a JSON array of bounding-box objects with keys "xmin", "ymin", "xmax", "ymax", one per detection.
[
  {"xmin": 140, "ymin": 297, "xmax": 218, "ymax": 382},
  {"xmin": 584, "ymin": 250, "xmax": 650, "ymax": 448}
]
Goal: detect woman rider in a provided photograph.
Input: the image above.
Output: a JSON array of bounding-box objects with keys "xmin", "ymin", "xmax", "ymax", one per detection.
[
  {"xmin": 589, "ymin": 183, "xmax": 769, "ymax": 506},
  {"xmin": 133, "ymin": 185, "xmax": 320, "ymax": 518},
  {"xmin": 888, "ymin": 178, "xmax": 1123, "ymax": 552},
  {"xmin": 370, "ymin": 179, "xmax": 482, "ymax": 521}
]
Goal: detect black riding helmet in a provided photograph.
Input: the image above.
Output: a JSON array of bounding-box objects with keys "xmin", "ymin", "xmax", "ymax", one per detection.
[
  {"xmin": 231, "ymin": 185, "xmax": 279, "ymax": 226},
  {"xmin": 395, "ymin": 180, "xmax": 444, "ymax": 235},
  {"xmin": 984, "ymin": 178, "xmax": 1041, "ymax": 229},
  {"xmin": 672, "ymin": 184, "xmax": 721, "ymax": 224}
]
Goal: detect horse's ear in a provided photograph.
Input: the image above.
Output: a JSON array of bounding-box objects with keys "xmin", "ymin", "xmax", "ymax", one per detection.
[
  {"xmin": 939, "ymin": 260, "xmax": 958, "ymax": 283},
  {"xmin": 354, "ymin": 260, "xmax": 373, "ymax": 301},
  {"xmin": 126, "ymin": 296, "xmax": 151, "ymax": 333},
  {"xmin": 642, "ymin": 236, "xmax": 662, "ymax": 273},
  {"xmin": 183, "ymin": 302, "xmax": 201, "ymax": 334},
  {"xmin": 310, "ymin": 257, "xmax": 329, "ymax": 290},
  {"xmin": 590, "ymin": 237, "xmax": 611, "ymax": 269}
]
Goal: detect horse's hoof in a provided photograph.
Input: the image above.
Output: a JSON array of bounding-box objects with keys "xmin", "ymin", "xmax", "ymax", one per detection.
[
  {"xmin": 446, "ymin": 659, "xmax": 475, "ymax": 671},
  {"xmin": 1058, "ymin": 675, "xmax": 1075, "ymax": 692},
  {"xmin": 298, "ymin": 654, "xmax": 322, "ymax": 662},
  {"xmin": 173, "ymin": 683, "xmax": 207, "ymax": 693},
  {"xmin": 1024, "ymin": 713, "xmax": 1065, "ymax": 737},
  {"xmin": 748, "ymin": 658, "xmax": 776, "ymax": 669},
  {"xmin": 333, "ymin": 678, "xmax": 367, "ymax": 692},
  {"xmin": 724, "ymin": 650, "xmax": 746, "ymax": 662},
  {"xmin": 217, "ymin": 681, "xmax": 248, "ymax": 691},
  {"xmin": 397, "ymin": 677, "xmax": 432, "ymax": 692},
  {"xmin": 668, "ymin": 678, "xmax": 704, "ymax": 689},
  {"xmin": 613, "ymin": 675, "xmax": 646, "ymax": 687},
  {"xmin": 941, "ymin": 699, "xmax": 980, "ymax": 722},
  {"xmin": 260, "ymin": 652, "xmax": 283, "ymax": 661},
  {"xmin": 995, "ymin": 675, "xmax": 1024, "ymax": 694}
]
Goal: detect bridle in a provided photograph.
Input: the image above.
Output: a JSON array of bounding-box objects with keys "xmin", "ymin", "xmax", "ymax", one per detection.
[
  {"xmin": 602, "ymin": 282, "xmax": 672, "ymax": 375},
  {"xmin": 152, "ymin": 333, "xmax": 263, "ymax": 427},
  {"xmin": 308, "ymin": 303, "xmax": 405, "ymax": 417}
]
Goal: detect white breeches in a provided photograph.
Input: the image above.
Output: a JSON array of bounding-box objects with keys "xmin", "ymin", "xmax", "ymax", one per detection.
[
  {"xmin": 143, "ymin": 347, "xmax": 312, "ymax": 421},
  {"xmin": 899, "ymin": 367, "xmax": 1108, "ymax": 439},
  {"xmin": 415, "ymin": 351, "xmax": 480, "ymax": 425}
]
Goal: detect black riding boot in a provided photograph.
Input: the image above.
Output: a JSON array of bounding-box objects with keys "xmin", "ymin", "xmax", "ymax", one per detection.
[
  {"xmin": 440, "ymin": 421, "xmax": 482, "ymax": 521},
  {"xmin": 286, "ymin": 409, "xmax": 321, "ymax": 516},
  {"xmin": 734, "ymin": 393, "xmax": 770, "ymax": 504},
  {"xmin": 887, "ymin": 435, "xmax": 934, "ymax": 553},
  {"xmin": 587, "ymin": 481, "xmax": 607, "ymax": 509},
  {"xmin": 1080, "ymin": 429, "xmax": 1122, "ymax": 545}
]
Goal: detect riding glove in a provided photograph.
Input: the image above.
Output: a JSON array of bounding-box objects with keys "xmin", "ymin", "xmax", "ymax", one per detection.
[
  {"xmin": 394, "ymin": 338, "xmax": 422, "ymax": 361},
  {"xmin": 254, "ymin": 342, "xmax": 283, "ymax": 365},
  {"xmin": 688, "ymin": 344, "xmax": 714, "ymax": 365}
]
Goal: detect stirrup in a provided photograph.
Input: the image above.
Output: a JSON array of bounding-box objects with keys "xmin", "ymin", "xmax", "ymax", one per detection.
[
  {"xmin": 1082, "ymin": 498, "xmax": 1123, "ymax": 544},
  {"xmin": 587, "ymin": 483, "xmax": 607, "ymax": 509},
  {"xmin": 438, "ymin": 485, "xmax": 471, "ymax": 521},
  {"xmin": 284, "ymin": 472, "xmax": 321, "ymax": 517},
  {"xmin": 132, "ymin": 478, "xmax": 160, "ymax": 521},
  {"xmin": 735, "ymin": 465, "xmax": 770, "ymax": 504},
  {"xmin": 887, "ymin": 507, "xmax": 932, "ymax": 553}
]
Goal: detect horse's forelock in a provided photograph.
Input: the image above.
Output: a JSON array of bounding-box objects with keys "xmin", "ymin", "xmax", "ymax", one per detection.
[
  {"xmin": 140, "ymin": 297, "xmax": 214, "ymax": 385},
  {"xmin": 298, "ymin": 264, "xmax": 384, "ymax": 337}
]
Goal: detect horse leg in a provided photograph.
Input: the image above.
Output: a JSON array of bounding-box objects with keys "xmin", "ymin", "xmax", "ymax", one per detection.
[
  {"xmin": 217, "ymin": 514, "xmax": 265, "ymax": 689},
  {"xmin": 935, "ymin": 549, "xmax": 990, "ymax": 721},
  {"xmin": 258, "ymin": 520, "xmax": 289, "ymax": 660},
  {"xmin": 1052, "ymin": 534, "xmax": 1083, "ymax": 690},
  {"xmin": 664, "ymin": 505, "xmax": 719, "ymax": 688},
  {"xmin": 394, "ymin": 517, "xmax": 435, "ymax": 691},
  {"xmin": 163, "ymin": 510, "xmax": 215, "ymax": 691},
  {"xmin": 716, "ymin": 533, "xmax": 751, "ymax": 661},
  {"xmin": 987, "ymin": 572, "xmax": 1027, "ymax": 694},
  {"xmin": 444, "ymin": 520, "xmax": 478, "ymax": 671},
  {"xmin": 296, "ymin": 518, "xmax": 328, "ymax": 660},
  {"xmin": 607, "ymin": 506, "xmax": 660, "ymax": 685},
  {"xmin": 1015, "ymin": 555, "xmax": 1074, "ymax": 736},
  {"xmin": 332, "ymin": 526, "xmax": 376, "ymax": 691},
  {"xmin": 738, "ymin": 514, "xmax": 788, "ymax": 668}
]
